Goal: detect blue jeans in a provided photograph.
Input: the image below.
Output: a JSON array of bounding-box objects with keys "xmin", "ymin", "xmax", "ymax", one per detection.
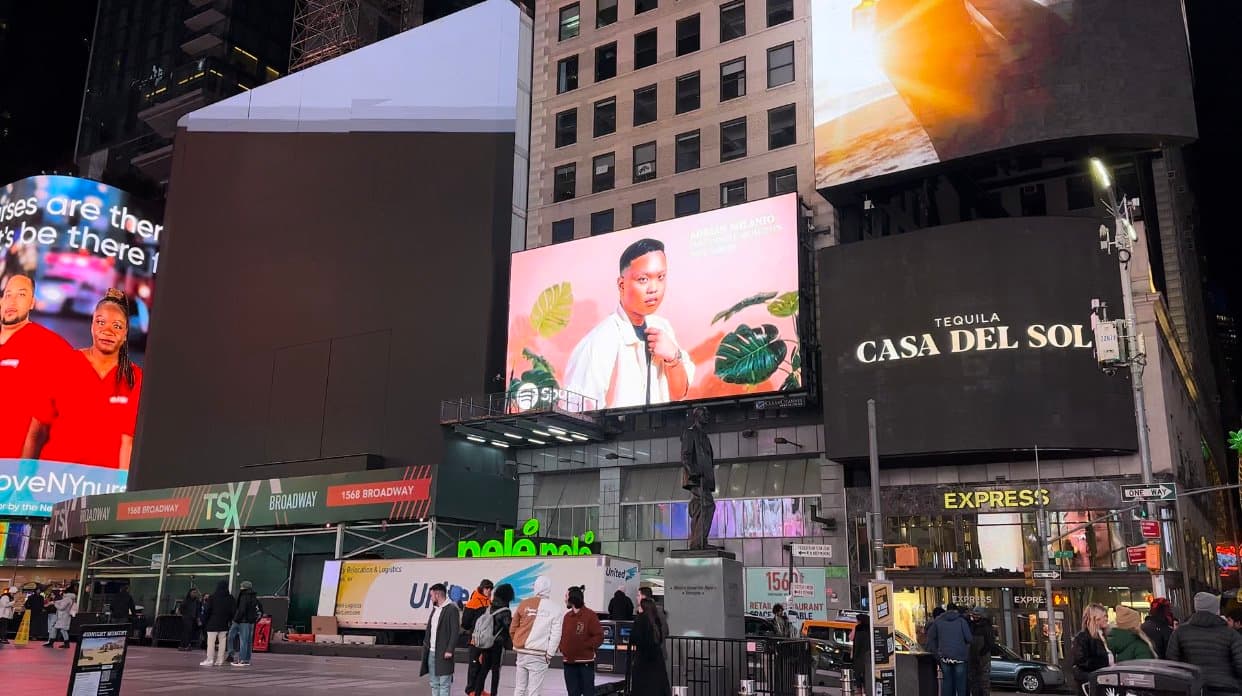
[
  {"xmin": 428, "ymin": 658, "xmax": 452, "ymax": 696},
  {"xmin": 940, "ymin": 660, "xmax": 968, "ymax": 696},
  {"xmin": 235, "ymin": 622, "xmax": 254, "ymax": 663},
  {"xmin": 564, "ymin": 662, "xmax": 596, "ymax": 696}
]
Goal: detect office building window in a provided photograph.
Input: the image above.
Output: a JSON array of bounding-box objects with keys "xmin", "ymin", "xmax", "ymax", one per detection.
[
  {"xmin": 768, "ymin": 104, "xmax": 796, "ymax": 149},
  {"xmin": 594, "ymin": 97, "xmax": 617, "ymax": 137},
  {"xmin": 769, "ymin": 166, "xmax": 797, "ymax": 195},
  {"xmin": 633, "ymin": 141, "xmax": 657, "ymax": 182},
  {"xmin": 591, "ymin": 209, "xmax": 615, "ymax": 235},
  {"xmin": 592, "ymin": 152, "xmax": 616, "ymax": 193},
  {"xmin": 767, "ymin": 0, "xmax": 792, "ymax": 26},
  {"xmin": 720, "ymin": 117, "xmax": 747, "ymax": 161},
  {"xmin": 1066, "ymin": 175, "xmax": 1093, "ymax": 210},
  {"xmin": 595, "ymin": 43, "xmax": 617, "ymax": 81},
  {"xmin": 554, "ymin": 164, "xmax": 577, "ymax": 202},
  {"xmin": 559, "ymin": 4, "xmax": 580, "ymax": 40},
  {"xmin": 635, "ymin": 29, "xmax": 657, "ymax": 70},
  {"xmin": 557, "ymin": 56, "xmax": 579, "ymax": 93},
  {"xmin": 636, "ymin": 0, "xmax": 657, "ymax": 14},
  {"xmin": 633, "ymin": 85, "xmax": 657, "ymax": 126},
  {"xmin": 1020, "ymin": 183, "xmax": 1047, "ymax": 216},
  {"xmin": 720, "ymin": 58, "xmax": 745, "ymax": 101},
  {"xmin": 677, "ymin": 15, "xmax": 700, "ymax": 56},
  {"xmin": 676, "ymin": 72, "xmax": 700, "ymax": 114},
  {"xmin": 675, "ymin": 190, "xmax": 700, "ymax": 217},
  {"xmin": 675, "ymin": 130, "xmax": 700, "ymax": 172},
  {"xmin": 767, "ymin": 43, "xmax": 794, "ymax": 87},
  {"xmin": 552, "ymin": 218, "xmax": 575, "ymax": 243},
  {"xmin": 632, "ymin": 199, "xmax": 656, "ymax": 226},
  {"xmin": 555, "ymin": 109, "xmax": 577, "ymax": 148},
  {"xmin": 597, "ymin": 0, "xmax": 617, "ymax": 27},
  {"xmin": 720, "ymin": 0, "xmax": 745, "ymax": 41},
  {"xmin": 721, "ymin": 179, "xmax": 747, "ymax": 207}
]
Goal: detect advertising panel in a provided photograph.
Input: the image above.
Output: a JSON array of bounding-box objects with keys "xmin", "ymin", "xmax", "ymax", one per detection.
[
  {"xmin": 744, "ymin": 566, "xmax": 829, "ymax": 632},
  {"xmin": 0, "ymin": 175, "xmax": 162, "ymax": 516},
  {"xmin": 820, "ymin": 217, "xmax": 1136, "ymax": 459},
  {"xmin": 507, "ymin": 194, "xmax": 802, "ymax": 411},
  {"xmin": 328, "ymin": 556, "xmax": 640, "ymax": 629},
  {"xmin": 47, "ymin": 466, "xmax": 434, "ymax": 540},
  {"xmin": 68, "ymin": 624, "xmax": 131, "ymax": 696},
  {"xmin": 812, "ymin": 0, "xmax": 1197, "ymax": 188}
]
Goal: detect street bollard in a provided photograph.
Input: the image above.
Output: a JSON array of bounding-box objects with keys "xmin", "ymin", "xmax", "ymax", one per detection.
[
  {"xmin": 739, "ymin": 679, "xmax": 756, "ymax": 695},
  {"xmin": 673, "ymin": 687, "xmax": 689, "ymax": 696},
  {"xmin": 795, "ymin": 673, "xmax": 811, "ymax": 696},
  {"xmin": 841, "ymin": 668, "xmax": 853, "ymax": 696}
]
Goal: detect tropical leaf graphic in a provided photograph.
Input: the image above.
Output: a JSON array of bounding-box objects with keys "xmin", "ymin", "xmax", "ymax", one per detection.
[
  {"xmin": 767, "ymin": 291, "xmax": 800, "ymax": 318},
  {"xmin": 711, "ymin": 292, "xmax": 778, "ymax": 325},
  {"xmin": 530, "ymin": 282, "xmax": 573, "ymax": 337},
  {"xmin": 715, "ymin": 324, "xmax": 787, "ymax": 385}
]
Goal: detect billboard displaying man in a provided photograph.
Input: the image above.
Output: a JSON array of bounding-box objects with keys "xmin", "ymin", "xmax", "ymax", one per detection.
[
  {"xmin": 507, "ymin": 194, "xmax": 802, "ymax": 411},
  {"xmin": 0, "ymin": 175, "xmax": 161, "ymax": 516}
]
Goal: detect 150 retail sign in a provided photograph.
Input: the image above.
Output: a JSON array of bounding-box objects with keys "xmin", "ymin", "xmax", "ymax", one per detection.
[{"xmin": 943, "ymin": 488, "xmax": 1050, "ymax": 510}]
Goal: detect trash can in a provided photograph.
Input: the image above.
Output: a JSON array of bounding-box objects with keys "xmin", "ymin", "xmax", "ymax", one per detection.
[
  {"xmin": 1090, "ymin": 660, "xmax": 1202, "ymax": 696},
  {"xmin": 895, "ymin": 652, "xmax": 938, "ymax": 696}
]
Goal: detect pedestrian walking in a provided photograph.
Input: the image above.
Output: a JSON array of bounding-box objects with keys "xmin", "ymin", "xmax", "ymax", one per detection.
[
  {"xmin": 201, "ymin": 581, "xmax": 236, "ymax": 666},
  {"xmin": 44, "ymin": 586, "xmax": 75, "ymax": 648},
  {"xmin": 230, "ymin": 581, "xmax": 262, "ymax": 666},
  {"xmin": 178, "ymin": 588, "xmax": 202, "ymax": 651},
  {"xmin": 1167, "ymin": 592, "xmax": 1242, "ymax": 695},
  {"xmin": 927, "ymin": 603, "xmax": 973, "ymax": 696},
  {"xmin": 0, "ymin": 587, "xmax": 13, "ymax": 644},
  {"xmin": 851, "ymin": 612, "xmax": 872, "ymax": 696},
  {"xmin": 1070, "ymin": 604, "xmax": 1112, "ymax": 696},
  {"xmin": 109, "ymin": 585, "xmax": 136, "ymax": 625},
  {"xmin": 1143, "ymin": 597, "xmax": 1176, "ymax": 659},
  {"xmin": 560, "ymin": 586, "xmax": 605, "ymax": 696},
  {"xmin": 639, "ymin": 587, "xmax": 669, "ymax": 629},
  {"xmin": 462, "ymin": 578, "xmax": 494, "ymax": 694},
  {"xmin": 510, "ymin": 576, "xmax": 563, "ymax": 696},
  {"xmin": 24, "ymin": 589, "xmax": 45, "ymax": 641},
  {"xmin": 44, "ymin": 590, "xmax": 57, "ymax": 643},
  {"xmin": 421, "ymin": 583, "xmax": 462, "ymax": 696},
  {"xmin": 607, "ymin": 590, "xmax": 634, "ymax": 621},
  {"xmin": 967, "ymin": 607, "xmax": 995, "ymax": 696},
  {"xmin": 1108, "ymin": 605, "xmax": 1155, "ymax": 662},
  {"xmin": 772, "ymin": 604, "xmax": 794, "ymax": 638},
  {"xmin": 468, "ymin": 583, "xmax": 514, "ymax": 696},
  {"xmin": 629, "ymin": 597, "xmax": 671, "ymax": 696}
]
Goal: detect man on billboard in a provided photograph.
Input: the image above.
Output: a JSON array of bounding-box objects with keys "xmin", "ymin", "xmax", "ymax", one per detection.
[
  {"xmin": 563, "ymin": 238, "xmax": 693, "ymax": 409},
  {"xmin": 0, "ymin": 275, "xmax": 74, "ymax": 457}
]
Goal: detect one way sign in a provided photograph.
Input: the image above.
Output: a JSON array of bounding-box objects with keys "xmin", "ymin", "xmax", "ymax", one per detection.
[{"xmin": 1121, "ymin": 483, "xmax": 1177, "ymax": 503}]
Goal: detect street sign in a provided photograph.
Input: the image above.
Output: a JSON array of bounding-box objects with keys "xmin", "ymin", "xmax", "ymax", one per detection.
[
  {"xmin": 1032, "ymin": 570, "xmax": 1061, "ymax": 580},
  {"xmin": 1141, "ymin": 520, "xmax": 1161, "ymax": 539},
  {"xmin": 1127, "ymin": 545, "xmax": 1148, "ymax": 565},
  {"xmin": 1121, "ymin": 483, "xmax": 1177, "ymax": 502},
  {"xmin": 791, "ymin": 543, "xmax": 832, "ymax": 559},
  {"xmin": 1052, "ymin": 550, "xmax": 1074, "ymax": 560},
  {"xmin": 791, "ymin": 583, "xmax": 815, "ymax": 598}
]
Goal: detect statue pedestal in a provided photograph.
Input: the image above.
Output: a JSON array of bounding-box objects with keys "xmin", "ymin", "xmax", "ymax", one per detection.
[{"xmin": 664, "ymin": 549, "xmax": 744, "ymax": 638}]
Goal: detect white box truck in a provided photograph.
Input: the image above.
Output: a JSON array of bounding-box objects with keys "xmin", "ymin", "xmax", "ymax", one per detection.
[{"xmin": 317, "ymin": 555, "xmax": 640, "ymax": 629}]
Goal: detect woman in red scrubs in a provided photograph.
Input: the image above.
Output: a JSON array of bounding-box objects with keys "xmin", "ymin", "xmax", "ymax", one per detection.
[{"xmin": 24, "ymin": 289, "xmax": 142, "ymax": 470}]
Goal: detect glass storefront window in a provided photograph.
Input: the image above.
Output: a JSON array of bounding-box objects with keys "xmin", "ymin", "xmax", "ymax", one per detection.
[{"xmin": 620, "ymin": 496, "xmax": 818, "ymax": 541}]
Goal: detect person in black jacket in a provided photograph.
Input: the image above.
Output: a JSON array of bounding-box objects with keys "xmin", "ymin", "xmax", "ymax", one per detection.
[
  {"xmin": 468, "ymin": 583, "xmax": 514, "ymax": 696},
  {"xmin": 608, "ymin": 590, "xmax": 634, "ymax": 621},
  {"xmin": 109, "ymin": 585, "xmax": 136, "ymax": 624},
  {"xmin": 967, "ymin": 607, "xmax": 996, "ymax": 696},
  {"xmin": 1070, "ymin": 604, "xmax": 1111, "ymax": 696},
  {"xmin": 1143, "ymin": 597, "xmax": 1176, "ymax": 659},
  {"xmin": 1167, "ymin": 592, "xmax": 1242, "ymax": 695},
  {"xmin": 230, "ymin": 581, "xmax": 262, "ymax": 667},
  {"xmin": 201, "ymin": 581, "xmax": 235, "ymax": 667},
  {"xmin": 851, "ymin": 613, "xmax": 872, "ymax": 696},
  {"xmin": 178, "ymin": 588, "xmax": 202, "ymax": 651},
  {"xmin": 629, "ymin": 597, "xmax": 672, "ymax": 696}
]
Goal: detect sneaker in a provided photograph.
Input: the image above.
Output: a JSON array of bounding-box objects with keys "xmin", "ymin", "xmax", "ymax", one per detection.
[{"xmin": 199, "ymin": 660, "xmax": 213, "ymax": 666}]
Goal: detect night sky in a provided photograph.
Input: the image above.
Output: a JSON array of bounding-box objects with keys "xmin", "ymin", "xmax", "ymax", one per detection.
[{"xmin": 1, "ymin": 0, "xmax": 1239, "ymax": 422}]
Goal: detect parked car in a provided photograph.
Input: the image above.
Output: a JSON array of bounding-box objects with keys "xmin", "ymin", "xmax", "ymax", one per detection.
[{"xmin": 988, "ymin": 642, "xmax": 1064, "ymax": 693}]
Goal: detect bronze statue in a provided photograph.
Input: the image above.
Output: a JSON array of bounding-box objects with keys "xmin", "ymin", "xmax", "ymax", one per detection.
[{"xmin": 681, "ymin": 406, "xmax": 716, "ymax": 550}]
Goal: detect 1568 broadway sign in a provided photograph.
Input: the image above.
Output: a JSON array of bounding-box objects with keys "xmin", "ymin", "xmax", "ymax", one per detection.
[
  {"xmin": 944, "ymin": 488, "xmax": 1050, "ymax": 510},
  {"xmin": 854, "ymin": 312, "xmax": 1091, "ymax": 363}
]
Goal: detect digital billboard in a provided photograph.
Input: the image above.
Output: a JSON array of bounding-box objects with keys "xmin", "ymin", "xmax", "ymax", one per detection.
[
  {"xmin": 0, "ymin": 175, "xmax": 160, "ymax": 515},
  {"xmin": 507, "ymin": 194, "xmax": 802, "ymax": 411},
  {"xmin": 812, "ymin": 0, "xmax": 1197, "ymax": 189},
  {"xmin": 819, "ymin": 217, "xmax": 1137, "ymax": 459}
]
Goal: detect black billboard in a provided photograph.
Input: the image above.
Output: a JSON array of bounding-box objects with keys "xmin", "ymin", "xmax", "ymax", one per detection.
[{"xmin": 819, "ymin": 217, "xmax": 1137, "ymax": 460}]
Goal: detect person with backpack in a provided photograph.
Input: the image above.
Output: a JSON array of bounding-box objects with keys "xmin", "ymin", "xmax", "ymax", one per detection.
[
  {"xmin": 926, "ymin": 603, "xmax": 973, "ymax": 696},
  {"xmin": 560, "ymin": 586, "xmax": 605, "ymax": 696},
  {"xmin": 230, "ymin": 580, "xmax": 262, "ymax": 666},
  {"xmin": 461, "ymin": 578, "xmax": 494, "ymax": 694},
  {"xmin": 510, "ymin": 576, "xmax": 564, "ymax": 696},
  {"xmin": 468, "ymin": 583, "xmax": 514, "ymax": 696}
]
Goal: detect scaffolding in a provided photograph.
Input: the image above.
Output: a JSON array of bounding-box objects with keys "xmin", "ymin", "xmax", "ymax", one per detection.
[{"xmin": 289, "ymin": 0, "xmax": 421, "ymax": 72}]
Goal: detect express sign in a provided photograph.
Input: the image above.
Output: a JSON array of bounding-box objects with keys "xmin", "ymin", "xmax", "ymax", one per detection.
[{"xmin": 943, "ymin": 488, "xmax": 1050, "ymax": 510}]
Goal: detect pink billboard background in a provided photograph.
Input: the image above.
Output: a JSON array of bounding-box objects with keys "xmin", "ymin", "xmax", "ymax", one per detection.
[{"xmin": 508, "ymin": 194, "xmax": 802, "ymax": 409}]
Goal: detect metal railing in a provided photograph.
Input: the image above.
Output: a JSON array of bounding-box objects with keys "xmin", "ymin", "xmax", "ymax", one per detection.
[
  {"xmin": 628, "ymin": 635, "xmax": 813, "ymax": 696},
  {"xmin": 439, "ymin": 388, "xmax": 600, "ymax": 424}
]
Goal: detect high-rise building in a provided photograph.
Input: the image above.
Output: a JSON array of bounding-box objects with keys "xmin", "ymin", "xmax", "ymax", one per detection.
[
  {"xmin": 525, "ymin": 0, "xmax": 832, "ymax": 248},
  {"xmin": 76, "ymin": 0, "xmax": 296, "ymax": 193}
]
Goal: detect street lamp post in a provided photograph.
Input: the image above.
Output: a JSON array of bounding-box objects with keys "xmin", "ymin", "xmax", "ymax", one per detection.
[{"xmin": 1089, "ymin": 158, "xmax": 1166, "ymax": 598}]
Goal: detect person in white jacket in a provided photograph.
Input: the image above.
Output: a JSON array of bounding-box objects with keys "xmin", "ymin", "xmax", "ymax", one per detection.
[
  {"xmin": 508, "ymin": 576, "xmax": 564, "ymax": 696},
  {"xmin": 0, "ymin": 587, "xmax": 13, "ymax": 644}
]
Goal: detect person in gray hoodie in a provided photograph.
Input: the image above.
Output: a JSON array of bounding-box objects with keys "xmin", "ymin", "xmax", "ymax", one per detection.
[
  {"xmin": 1167, "ymin": 592, "xmax": 1242, "ymax": 695},
  {"xmin": 926, "ymin": 603, "xmax": 974, "ymax": 696}
]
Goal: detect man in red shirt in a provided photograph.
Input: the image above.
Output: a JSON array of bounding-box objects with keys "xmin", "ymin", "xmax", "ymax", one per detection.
[{"xmin": 0, "ymin": 275, "xmax": 73, "ymax": 457}]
